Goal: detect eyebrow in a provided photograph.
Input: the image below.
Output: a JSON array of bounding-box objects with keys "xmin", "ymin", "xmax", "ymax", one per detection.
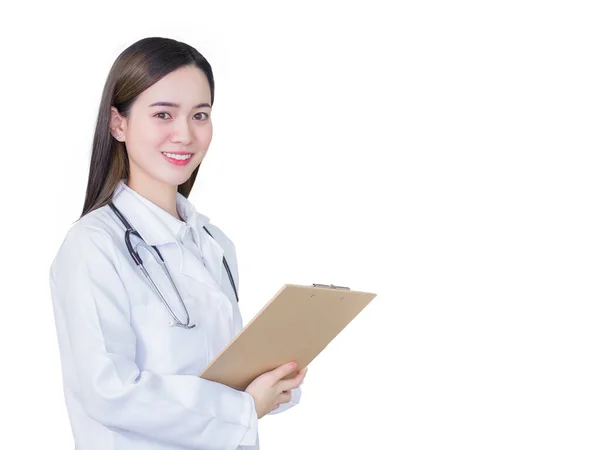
[{"xmin": 148, "ymin": 101, "xmax": 211, "ymax": 109}]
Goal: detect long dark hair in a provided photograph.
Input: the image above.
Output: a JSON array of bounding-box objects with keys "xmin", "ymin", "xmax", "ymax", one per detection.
[{"xmin": 79, "ymin": 37, "xmax": 215, "ymax": 219}]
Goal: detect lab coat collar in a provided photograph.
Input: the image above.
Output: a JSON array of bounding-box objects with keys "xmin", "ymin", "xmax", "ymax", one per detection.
[{"xmin": 111, "ymin": 180, "xmax": 210, "ymax": 247}]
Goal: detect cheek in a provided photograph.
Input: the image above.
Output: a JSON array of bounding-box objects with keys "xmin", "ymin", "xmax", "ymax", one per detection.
[
  {"xmin": 196, "ymin": 123, "xmax": 213, "ymax": 147},
  {"xmin": 150, "ymin": 127, "xmax": 173, "ymax": 146},
  {"xmin": 129, "ymin": 122, "xmax": 169, "ymax": 152},
  {"xmin": 128, "ymin": 137, "xmax": 162, "ymax": 159}
]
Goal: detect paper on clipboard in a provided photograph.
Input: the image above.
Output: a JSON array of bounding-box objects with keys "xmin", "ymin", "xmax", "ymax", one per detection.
[{"xmin": 198, "ymin": 283, "xmax": 377, "ymax": 391}]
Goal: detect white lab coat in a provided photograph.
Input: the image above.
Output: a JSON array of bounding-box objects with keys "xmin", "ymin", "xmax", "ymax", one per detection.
[{"xmin": 48, "ymin": 180, "xmax": 301, "ymax": 450}]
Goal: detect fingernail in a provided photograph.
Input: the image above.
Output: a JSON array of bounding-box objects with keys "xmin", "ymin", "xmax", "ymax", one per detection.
[{"xmin": 289, "ymin": 362, "xmax": 297, "ymax": 369}]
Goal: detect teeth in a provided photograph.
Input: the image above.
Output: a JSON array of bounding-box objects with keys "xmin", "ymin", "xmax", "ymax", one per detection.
[{"xmin": 163, "ymin": 152, "xmax": 192, "ymax": 160}]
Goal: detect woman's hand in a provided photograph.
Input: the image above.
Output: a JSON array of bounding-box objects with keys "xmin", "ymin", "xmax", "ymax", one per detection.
[{"xmin": 244, "ymin": 362, "xmax": 308, "ymax": 419}]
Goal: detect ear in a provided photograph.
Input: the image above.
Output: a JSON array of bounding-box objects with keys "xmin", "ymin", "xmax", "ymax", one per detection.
[{"xmin": 110, "ymin": 106, "xmax": 128, "ymax": 141}]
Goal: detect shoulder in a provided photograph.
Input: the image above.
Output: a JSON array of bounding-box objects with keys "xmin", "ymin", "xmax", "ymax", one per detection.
[
  {"xmin": 181, "ymin": 192, "xmax": 235, "ymax": 252},
  {"xmin": 63, "ymin": 205, "xmax": 121, "ymax": 249},
  {"xmin": 49, "ymin": 205, "xmax": 123, "ymax": 279}
]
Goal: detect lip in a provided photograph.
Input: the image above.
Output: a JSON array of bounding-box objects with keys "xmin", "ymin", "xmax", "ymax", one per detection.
[{"xmin": 162, "ymin": 152, "xmax": 193, "ymax": 166}]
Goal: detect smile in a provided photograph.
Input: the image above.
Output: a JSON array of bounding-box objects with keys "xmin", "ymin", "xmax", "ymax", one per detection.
[
  {"xmin": 162, "ymin": 152, "xmax": 192, "ymax": 160},
  {"xmin": 162, "ymin": 152, "xmax": 193, "ymax": 166}
]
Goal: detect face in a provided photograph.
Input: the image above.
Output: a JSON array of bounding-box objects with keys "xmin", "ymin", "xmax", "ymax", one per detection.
[{"xmin": 110, "ymin": 65, "xmax": 213, "ymax": 189}]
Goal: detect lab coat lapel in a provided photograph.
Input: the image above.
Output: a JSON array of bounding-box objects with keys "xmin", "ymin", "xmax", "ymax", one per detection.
[
  {"xmin": 200, "ymin": 228, "xmax": 225, "ymax": 288},
  {"xmin": 180, "ymin": 222, "xmax": 224, "ymax": 292}
]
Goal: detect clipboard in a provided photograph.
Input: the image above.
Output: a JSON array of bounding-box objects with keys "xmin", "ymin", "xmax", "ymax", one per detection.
[{"xmin": 198, "ymin": 283, "xmax": 377, "ymax": 391}]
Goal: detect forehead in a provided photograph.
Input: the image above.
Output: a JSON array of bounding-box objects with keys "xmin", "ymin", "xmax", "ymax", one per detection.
[{"xmin": 137, "ymin": 66, "xmax": 211, "ymax": 106}]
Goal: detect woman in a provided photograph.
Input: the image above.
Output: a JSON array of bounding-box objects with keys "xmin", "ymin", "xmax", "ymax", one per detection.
[{"xmin": 48, "ymin": 37, "xmax": 307, "ymax": 450}]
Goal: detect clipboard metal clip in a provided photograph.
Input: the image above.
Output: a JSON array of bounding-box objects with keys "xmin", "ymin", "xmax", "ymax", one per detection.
[{"xmin": 312, "ymin": 283, "xmax": 351, "ymax": 290}]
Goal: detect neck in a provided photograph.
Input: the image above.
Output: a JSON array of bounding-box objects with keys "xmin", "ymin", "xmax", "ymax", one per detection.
[{"xmin": 127, "ymin": 172, "xmax": 182, "ymax": 221}]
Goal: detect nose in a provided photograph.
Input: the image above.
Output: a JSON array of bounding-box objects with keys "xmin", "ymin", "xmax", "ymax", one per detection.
[{"xmin": 171, "ymin": 117, "xmax": 193, "ymax": 144}]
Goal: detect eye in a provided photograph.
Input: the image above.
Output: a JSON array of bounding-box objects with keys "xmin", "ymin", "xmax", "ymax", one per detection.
[{"xmin": 154, "ymin": 112, "xmax": 210, "ymax": 120}]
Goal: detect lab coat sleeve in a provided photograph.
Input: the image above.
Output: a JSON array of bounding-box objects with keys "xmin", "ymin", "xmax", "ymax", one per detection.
[{"xmin": 49, "ymin": 225, "xmax": 258, "ymax": 450}]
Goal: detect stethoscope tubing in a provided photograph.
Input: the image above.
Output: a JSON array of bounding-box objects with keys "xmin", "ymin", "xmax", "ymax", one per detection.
[{"xmin": 107, "ymin": 200, "xmax": 238, "ymax": 329}]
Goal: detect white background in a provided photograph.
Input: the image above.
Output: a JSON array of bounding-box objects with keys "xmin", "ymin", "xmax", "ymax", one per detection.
[{"xmin": 1, "ymin": 1, "xmax": 599, "ymax": 448}]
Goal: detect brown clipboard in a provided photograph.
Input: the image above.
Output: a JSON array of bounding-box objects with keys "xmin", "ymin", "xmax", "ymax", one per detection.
[{"xmin": 198, "ymin": 283, "xmax": 377, "ymax": 391}]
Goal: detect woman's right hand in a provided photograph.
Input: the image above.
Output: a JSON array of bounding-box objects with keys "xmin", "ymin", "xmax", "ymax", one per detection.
[{"xmin": 245, "ymin": 362, "xmax": 308, "ymax": 419}]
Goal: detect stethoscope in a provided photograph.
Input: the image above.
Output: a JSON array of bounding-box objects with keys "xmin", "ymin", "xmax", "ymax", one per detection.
[{"xmin": 108, "ymin": 201, "xmax": 239, "ymax": 329}]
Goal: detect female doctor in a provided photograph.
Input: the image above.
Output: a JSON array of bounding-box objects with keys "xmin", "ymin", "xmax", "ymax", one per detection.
[{"xmin": 48, "ymin": 37, "xmax": 307, "ymax": 450}]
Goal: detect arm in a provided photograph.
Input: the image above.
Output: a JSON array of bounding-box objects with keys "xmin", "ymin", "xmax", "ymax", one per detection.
[
  {"xmin": 207, "ymin": 224, "xmax": 303, "ymax": 417},
  {"xmin": 49, "ymin": 225, "xmax": 257, "ymax": 449}
]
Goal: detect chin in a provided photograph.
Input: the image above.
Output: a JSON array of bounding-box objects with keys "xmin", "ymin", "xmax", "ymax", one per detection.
[{"xmin": 155, "ymin": 171, "xmax": 195, "ymax": 188}]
